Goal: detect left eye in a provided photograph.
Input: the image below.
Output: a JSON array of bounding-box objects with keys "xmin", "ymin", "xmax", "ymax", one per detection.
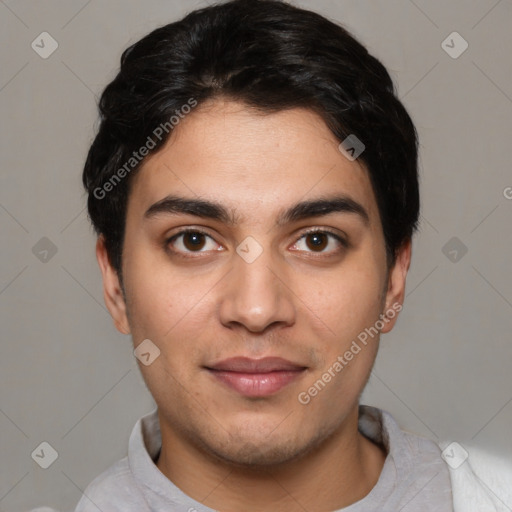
[
  {"xmin": 290, "ymin": 231, "xmax": 346, "ymax": 253},
  {"xmin": 168, "ymin": 230, "xmax": 221, "ymax": 253}
]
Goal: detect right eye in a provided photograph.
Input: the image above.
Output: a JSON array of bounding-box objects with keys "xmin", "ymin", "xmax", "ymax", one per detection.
[{"xmin": 166, "ymin": 229, "xmax": 224, "ymax": 257}]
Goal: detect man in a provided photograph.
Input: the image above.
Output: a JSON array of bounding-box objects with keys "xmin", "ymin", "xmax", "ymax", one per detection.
[{"xmin": 74, "ymin": 0, "xmax": 511, "ymax": 510}]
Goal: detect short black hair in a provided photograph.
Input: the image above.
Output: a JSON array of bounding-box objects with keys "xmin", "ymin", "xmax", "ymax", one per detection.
[{"xmin": 83, "ymin": 0, "xmax": 419, "ymax": 275}]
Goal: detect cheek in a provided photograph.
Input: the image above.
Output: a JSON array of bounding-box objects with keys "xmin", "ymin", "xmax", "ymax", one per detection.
[
  {"xmin": 301, "ymin": 263, "xmax": 385, "ymax": 343},
  {"xmin": 123, "ymin": 269, "xmax": 171, "ymax": 340},
  {"xmin": 122, "ymin": 251, "xmax": 179, "ymax": 343},
  {"xmin": 294, "ymin": 268, "xmax": 384, "ymax": 417},
  {"xmin": 122, "ymin": 258, "xmax": 210, "ymax": 399},
  {"xmin": 123, "ymin": 252, "xmax": 218, "ymax": 349}
]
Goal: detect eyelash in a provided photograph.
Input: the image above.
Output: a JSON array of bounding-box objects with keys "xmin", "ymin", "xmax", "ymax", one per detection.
[
  {"xmin": 165, "ymin": 227, "xmax": 348, "ymax": 258},
  {"xmin": 299, "ymin": 228, "xmax": 348, "ymax": 249},
  {"xmin": 165, "ymin": 228, "xmax": 220, "ymax": 258}
]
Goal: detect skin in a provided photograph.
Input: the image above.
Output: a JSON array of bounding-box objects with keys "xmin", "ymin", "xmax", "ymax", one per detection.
[{"xmin": 97, "ymin": 98, "xmax": 411, "ymax": 511}]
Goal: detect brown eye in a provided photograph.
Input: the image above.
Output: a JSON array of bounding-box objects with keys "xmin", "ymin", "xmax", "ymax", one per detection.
[
  {"xmin": 290, "ymin": 229, "xmax": 347, "ymax": 255},
  {"xmin": 183, "ymin": 232, "xmax": 207, "ymax": 251},
  {"xmin": 305, "ymin": 232, "xmax": 328, "ymax": 251},
  {"xmin": 167, "ymin": 229, "xmax": 222, "ymax": 256}
]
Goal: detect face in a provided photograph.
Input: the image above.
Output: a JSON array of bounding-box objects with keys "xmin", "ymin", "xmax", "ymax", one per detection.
[{"xmin": 98, "ymin": 98, "xmax": 410, "ymax": 467}]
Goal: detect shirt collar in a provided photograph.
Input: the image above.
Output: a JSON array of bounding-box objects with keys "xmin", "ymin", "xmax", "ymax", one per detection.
[{"xmin": 128, "ymin": 405, "xmax": 402, "ymax": 510}]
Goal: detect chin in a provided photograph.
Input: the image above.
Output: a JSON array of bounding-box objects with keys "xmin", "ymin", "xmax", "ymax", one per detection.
[
  {"xmin": 198, "ymin": 421, "xmax": 335, "ymax": 469},
  {"xmin": 208, "ymin": 438, "xmax": 307, "ymax": 468}
]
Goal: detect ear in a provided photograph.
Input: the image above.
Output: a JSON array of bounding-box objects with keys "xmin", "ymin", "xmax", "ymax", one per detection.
[
  {"xmin": 96, "ymin": 235, "xmax": 131, "ymax": 335},
  {"xmin": 380, "ymin": 239, "xmax": 412, "ymax": 334}
]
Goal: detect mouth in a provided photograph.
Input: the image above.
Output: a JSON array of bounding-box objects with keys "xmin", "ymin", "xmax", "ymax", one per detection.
[{"xmin": 204, "ymin": 357, "xmax": 307, "ymax": 397}]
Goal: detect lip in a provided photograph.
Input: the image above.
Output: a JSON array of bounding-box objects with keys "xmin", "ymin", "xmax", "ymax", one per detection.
[{"xmin": 205, "ymin": 357, "xmax": 307, "ymax": 397}]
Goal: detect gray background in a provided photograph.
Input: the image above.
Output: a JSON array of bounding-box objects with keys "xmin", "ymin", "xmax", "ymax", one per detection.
[{"xmin": 1, "ymin": 0, "xmax": 511, "ymax": 510}]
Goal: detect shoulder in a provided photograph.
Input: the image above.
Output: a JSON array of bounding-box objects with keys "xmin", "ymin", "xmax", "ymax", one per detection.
[
  {"xmin": 445, "ymin": 443, "xmax": 512, "ymax": 512},
  {"xmin": 74, "ymin": 457, "xmax": 148, "ymax": 512},
  {"xmin": 367, "ymin": 406, "xmax": 447, "ymax": 472}
]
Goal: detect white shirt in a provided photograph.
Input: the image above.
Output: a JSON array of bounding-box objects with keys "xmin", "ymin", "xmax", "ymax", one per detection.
[
  {"xmin": 32, "ymin": 404, "xmax": 512, "ymax": 511},
  {"xmin": 74, "ymin": 405, "xmax": 453, "ymax": 511}
]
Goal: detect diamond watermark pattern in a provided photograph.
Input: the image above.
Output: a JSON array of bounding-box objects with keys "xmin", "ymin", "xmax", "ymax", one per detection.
[
  {"xmin": 338, "ymin": 134, "xmax": 365, "ymax": 161},
  {"xmin": 31, "ymin": 441, "xmax": 59, "ymax": 469},
  {"xmin": 442, "ymin": 442, "xmax": 469, "ymax": 469},
  {"xmin": 236, "ymin": 236, "xmax": 263, "ymax": 264},
  {"xmin": 442, "ymin": 237, "xmax": 468, "ymax": 263},
  {"xmin": 134, "ymin": 339, "xmax": 161, "ymax": 366},
  {"xmin": 31, "ymin": 32, "xmax": 59, "ymax": 59},
  {"xmin": 32, "ymin": 237, "xmax": 58, "ymax": 263},
  {"xmin": 441, "ymin": 32, "xmax": 468, "ymax": 59}
]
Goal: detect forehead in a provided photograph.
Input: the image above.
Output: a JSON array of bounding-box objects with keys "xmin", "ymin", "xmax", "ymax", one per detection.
[{"xmin": 128, "ymin": 99, "xmax": 380, "ymax": 225}]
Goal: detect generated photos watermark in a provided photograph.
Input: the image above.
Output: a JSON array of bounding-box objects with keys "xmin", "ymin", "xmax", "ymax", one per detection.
[
  {"xmin": 298, "ymin": 302, "xmax": 402, "ymax": 405},
  {"xmin": 93, "ymin": 98, "xmax": 198, "ymax": 200}
]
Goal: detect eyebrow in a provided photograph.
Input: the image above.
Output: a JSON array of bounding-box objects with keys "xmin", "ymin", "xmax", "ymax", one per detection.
[
  {"xmin": 277, "ymin": 195, "xmax": 369, "ymax": 226},
  {"xmin": 144, "ymin": 195, "xmax": 239, "ymax": 224},
  {"xmin": 144, "ymin": 194, "xmax": 370, "ymax": 226}
]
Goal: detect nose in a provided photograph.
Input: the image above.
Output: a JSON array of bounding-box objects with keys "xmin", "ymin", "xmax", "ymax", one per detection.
[{"xmin": 218, "ymin": 245, "xmax": 296, "ymax": 334}]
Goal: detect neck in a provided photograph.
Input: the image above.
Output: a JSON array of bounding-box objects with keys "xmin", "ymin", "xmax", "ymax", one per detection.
[{"xmin": 155, "ymin": 406, "xmax": 386, "ymax": 511}]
